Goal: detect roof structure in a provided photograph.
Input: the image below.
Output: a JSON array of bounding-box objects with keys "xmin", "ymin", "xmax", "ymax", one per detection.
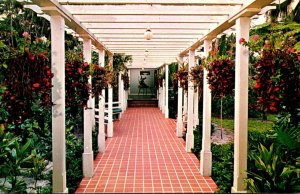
[{"xmin": 30, "ymin": 0, "xmax": 276, "ymax": 68}]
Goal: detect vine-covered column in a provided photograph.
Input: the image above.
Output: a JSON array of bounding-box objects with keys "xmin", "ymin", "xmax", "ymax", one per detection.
[
  {"xmin": 98, "ymin": 48, "xmax": 105, "ymax": 153},
  {"xmin": 107, "ymin": 54, "xmax": 114, "ymax": 137},
  {"xmin": 176, "ymin": 56, "xmax": 183, "ymax": 137},
  {"xmin": 165, "ymin": 64, "xmax": 169, "ymax": 118},
  {"xmin": 186, "ymin": 49, "xmax": 195, "ymax": 152},
  {"xmin": 82, "ymin": 38, "xmax": 94, "ymax": 178},
  {"xmin": 200, "ymin": 39, "xmax": 212, "ymax": 176},
  {"xmin": 50, "ymin": 13, "xmax": 68, "ymax": 193},
  {"xmin": 232, "ymin": 17, "xmax": 250, "ymax": 193}
]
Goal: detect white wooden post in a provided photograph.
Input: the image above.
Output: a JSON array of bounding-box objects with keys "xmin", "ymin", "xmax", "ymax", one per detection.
[
  {"xmin": 98, "ymin": 49, "xmax": 105, "ymax": 153},
  {"xmin": 165, "ymin": 64, "xmax": 169, "ymax": 118},
  {"xmin": 183, "ymin": 90, "xmax": 188, "ymax": 129},
  {"xmin": 162, "ymin": 79, "xmax": 165, "ymax": 114},
  {"xmin": 118, "ymin": 72, "xmax": 123, "ymax": 117},
  {"xmin": 82, "ymin": 38, "xmax": 94, "ymax": 178},
  {"xmin": 50, "ymin": 14, "xmax": 68, "ymax": 193},
  {"xmin": 107, "ymin": 55, "xmax": 113, "ymax": 138},
  {"xmin": 200, "ymin": 39, "xmax": 212, "ymax": 176},
  {"xmin": 186, "ymin": 49, "xmax": 195, "ymax": 152},
  {"xmin": 176, "ymin": 57, "xmax": 183, "ymax": 137},
  {"xmin": 193, "ymin": 59, "xmax": 199, "ymax": 127},
  {"xmin": 232, "ymin": 17, "xmax": 250, "ymax": 193}
]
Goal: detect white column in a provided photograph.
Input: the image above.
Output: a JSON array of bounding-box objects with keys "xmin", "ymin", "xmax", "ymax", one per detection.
[
  {"xmin": 98, "ymin": 49, "xmax": 105, "ymax": 153},
  {"xmin": 193, "ymin": 82, "xmax": 199, "ymax": 127},
  {"xmin": 50, "ymin": 14, "xmax": 68, "ymax": 193},
  {"xmin": 162, "ymin": 79, "xmax": 165, "ymax": 114},
  {"xmin": 118, "ymin": 72, "xmax": 123, "ymax": 117},
  {"xmin": 200, "ymin": 39, "xmax": 212, "ymax": 176},
  {"xmin": 232, "ymin": 17, "xmax": 250, "ymax": 193},
  {"xmin": 107, "ymin": 55, "xmax": 113, "ymax": 138},
  {"xmin": 82, "ymin": 38, "xmax": 94, "ymax": 178},
  {"xmin": 183, "ymin": 91, "xmax": 188, "ymax": 128},
  {"xmin": 176, "ymin": 57, "xmax": 183, "ymax": 137},
  {"xmin": 165, "ymin": 64, "xmax": 169, "ymax": 118},
  {"xmin": 186, "ymin": 49, "xmax": 195, "ymax": 152}
]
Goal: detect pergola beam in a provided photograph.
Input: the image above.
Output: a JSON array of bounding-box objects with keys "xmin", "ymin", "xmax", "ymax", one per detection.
[
  {"xmin": 31, "ymin": 0, "xmax": 112, "ymax": 55},
  {"xmin": 75, "ymin": 15, "xmax": 227, "ymax": 23},
  {"xmin": 179, "ymin": 0, "xmax": 274, "ymax": 56},
  {"xmin": 58, "ymin": 0, "xmax": 244, "ymax": 5},
  {"xmin": 83, "ymin": 23, "xmax": 216, "ymax": 29}
]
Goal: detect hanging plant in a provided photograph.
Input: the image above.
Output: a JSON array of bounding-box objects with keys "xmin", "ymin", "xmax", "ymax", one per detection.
[
  {"xmin": 190, "ymin": 64, "xmax": 204, "ymax": 92},
  {"xmin": 207, "ymin": 58, "xmax": 235, "ymax": 98},
  {"xmin": 173, "ymin": 64, "xmax": 188, "ymax": 92},
  {"xmin": 121, "ymin": 70, "xmax": 130, "ymax": 90},
  {"xmin": 242, "ymin": 35, "xmax": 300, "ymax": 124},
  {"xmin": 91, "ymin": 64, "xmax": 106, "ymax": 97},
  {"xmin": 105, "ymin": 63, "xmax": 116, "ymax": 87},
  {"xmin": 65, "ymin": 50, "xmax": 90, "ymax": 108},
  {"xmin": 157, "ymin": 71, "xmax": 165, "ymax": 88},
  {"xmin": 2, "ymin": 49, "xmax": 53, "ymax": 124}
]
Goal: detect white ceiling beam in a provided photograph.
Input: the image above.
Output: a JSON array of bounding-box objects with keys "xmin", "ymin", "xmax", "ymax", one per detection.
[
  {"xmin": 75, "ymin": 15, "xmax": 227, "ymax": 23},
  {"xmin": 83, "ymin": 23, "xmax": 216, "ymax": 29},
  {"xmin": 96, "ymin": 34, "xmax": 202, "ymax": 39},
  {"xmin": 180, "ymin": 0, "xmax": 275, "ymax": 56},
  {"xmin": 58, "ymin": 0, "xmax": 244, "ymax": 5},
  {"xmin": 31, "ymin": 0, "xmax": 112, "ymax": 55},
  {"xmin": 65, "ymin": 5, "xmax": 239, "ymax": 15},
  {"xmin": 90, "ymin": 29, "xmax": 208, "ymax": 34},
  {"xmin": 103, "ymin": 42, "xmax": 190, "ymax": 45},
  {"xmin": 99, "ymin": 38, "xmax": 197, "ymax": 42}
]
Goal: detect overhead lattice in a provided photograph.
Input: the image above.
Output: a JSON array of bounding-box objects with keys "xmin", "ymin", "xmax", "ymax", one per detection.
[{"xmin": 31, "ymin": 0, "xmax": 276, "ymax": 68}]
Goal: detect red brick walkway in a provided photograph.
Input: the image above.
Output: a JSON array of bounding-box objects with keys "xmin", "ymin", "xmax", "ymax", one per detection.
[{"xmin": 76, "ymin": 108, "xmax": 217, "ymax": 193}]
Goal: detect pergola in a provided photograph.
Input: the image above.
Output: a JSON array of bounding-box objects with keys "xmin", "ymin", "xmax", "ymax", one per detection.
[{"xmin": 28, "ymin": 0, "xmax": 276, "ymax": 193}]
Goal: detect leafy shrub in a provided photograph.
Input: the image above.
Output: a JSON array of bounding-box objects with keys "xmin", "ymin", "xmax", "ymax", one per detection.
[
  {"xmin": 211, "ymin": 143, "xmax": 234, "ymax": 193},
  {"xmin": 247, "ymin": 112, "xmax": 300, "ymax": 193},
  {"xmin": 65, "ymin": 128, "xmax": 83, "ymax": 193}
]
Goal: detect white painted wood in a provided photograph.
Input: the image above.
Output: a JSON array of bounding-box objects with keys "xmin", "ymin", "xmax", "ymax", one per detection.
[
  {"xmin": 50, "ymin": 13, "xmax": 68, "ymax": 194},
  {"xmin": 200, "ymin": 39, "xmax": 212, "ymax": 176},
  {"xmin": 58, "ymin": 0, "xmax": 244, "ymax": 5},
  {"xmin": 193, "ymin": 82, "xmax": 199, "ymax": 128},
  {"xmin": 98, "ymin": 48, "xmax": 105, "ymax": 153},
  {"xmin": 162, "ymin": 79, "xmax": 165, "ymax": 114},
  {"xmin": 232, "ymin": 17, "xmax": 250, "ymax": 193},
  {"xmin": 75, "ymin": 15, "xmax": 227, "ymax": 23},
  {"xmin": 82, "ymin": 38, "xmax": 94, "ymax": 178},
  {"xmin": 176, "ymin": 57, "xmax": 183, "ymax": 137},
  {"xmin": 165, "ymin": 64, "xmax": 169, "ymax": 118},
  {"xmin": 185, "ymin": 50, "xmax": 195, "ymax": 152},
  {"xmin": 65, "ymin": 4, "xmax": 240, "ymax": 15},
  {"xmin": 107, "ymin": 55, "xmax": 114, "ymax": 138}
]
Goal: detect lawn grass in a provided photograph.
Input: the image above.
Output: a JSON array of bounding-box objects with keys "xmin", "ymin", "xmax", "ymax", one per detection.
[{"xmin": 212, "ymin": 114, "xmax": 277, "ymax": 133}]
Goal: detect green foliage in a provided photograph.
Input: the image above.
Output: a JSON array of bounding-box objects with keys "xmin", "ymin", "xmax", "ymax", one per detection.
[
  {"xmin": 211, "ymin": 143, "xmax": 234, "ymax": 193},
  {"xmin": 65, "ymin": 127, "xmax": 83, "ymax": 193},
  {"xmin": 247, "ymin": 112, "xmax": 300, "ymax": 193},
  {"xmin": 247, "ymin": 144, "xmax": 300, "ymax": 193},
  {"xmin": 191, "ymin": 125, "xmax": 202, "ymax": 159}
]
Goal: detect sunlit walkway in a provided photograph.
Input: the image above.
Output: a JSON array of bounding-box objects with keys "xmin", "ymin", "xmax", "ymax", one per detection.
[{"xmin": 76, "ymin": 108, "xmax": 217, "ymax": 193}]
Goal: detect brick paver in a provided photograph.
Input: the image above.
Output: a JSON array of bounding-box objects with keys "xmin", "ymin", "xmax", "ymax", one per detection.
[{"xmin": 76, "ymin": 108, "xmax": 217, "ymax": 193}]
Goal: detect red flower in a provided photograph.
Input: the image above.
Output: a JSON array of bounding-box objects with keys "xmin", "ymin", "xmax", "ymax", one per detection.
[
  {"xmin": 43, "ymin": 51, "xmax": 48, "ymax": 55},
  {"xmin": 239, "ymin": 38, "xmax": 245, "ymax": 44},
  {"xmin": 33, "ymin": 83, "xmax": 40, "ymax": 88},
  {"xmin": 298, "ymin": 55, "xmax": 300, "ymax": 61},
  {"xmin": 253, "ymin": 34, "xmax": 259, "ymax": 42},
  {"xmin": 78, "ymin": 68, "xmax": 83, "ymax": 74},
  {"xmin": 253, "ymin": 83, "xmax": 261, "ymax": 89}
]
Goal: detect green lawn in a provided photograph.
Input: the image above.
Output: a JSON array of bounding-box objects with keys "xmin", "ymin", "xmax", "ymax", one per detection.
[{"xmin": 212, "ymin": 114, "xmax": 276, "ymax": 133}]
